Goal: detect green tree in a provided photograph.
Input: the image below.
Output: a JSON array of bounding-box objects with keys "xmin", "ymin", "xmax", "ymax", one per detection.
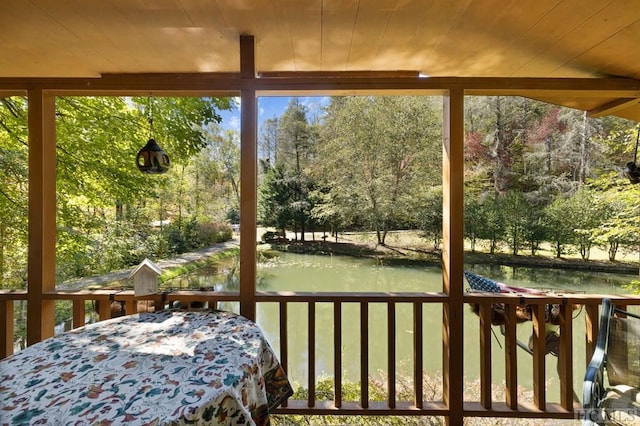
[
  {"xmin": 521, "ymin": 200, "xmax": 547, "ymax": 256},
  {"xmin": 418, "ymin": 186, "xmax": 443, "ymax": 250},
  {"xmin": 501, "ymin": 191, "xmax": 528, "ymax": 255},
  {"xmin": 259, "ymin": 117, "xmax": 279, "ymax": 164},
  {"xmin": 261, "ymin": 98, "xmax": 321, "ymax": 240},
  {"xmin": 0, "ymin": 97, "xmax": 28, "ymax": 289},
  {"xmin": 545, "ymin": 195, "xmax": 576, "ymax": 258},
  {"xmin": 318, "ymin": 96, "xmax": 441, "ymax": 245},
  {"xmin": 0, "ymin": 95, "xmax": 233, "ymax": 285},
  {"xmin": 259, "ymin": 163, "xmax": 296, "ymax": 235}
]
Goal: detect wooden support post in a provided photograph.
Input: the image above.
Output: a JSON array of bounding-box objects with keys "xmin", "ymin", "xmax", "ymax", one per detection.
[
  {"xmin": 239, "ymin": 34, "xmax": 257, "ymax": 321},
  {"xmin": 442, "ymin": 88, "xmax": 465, "ymax": 425},
  {"xmin": 27, "ymin": 89, "xmax": 56, "ymax": 346}
]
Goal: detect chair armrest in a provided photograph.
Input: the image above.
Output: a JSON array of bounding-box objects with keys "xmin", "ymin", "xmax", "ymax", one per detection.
[
  {"xmin": 582, "ymin": 298, "xmax": 614, "ymax": 425},
  {"xmin": 583, "ymin": 347, "xmax": 605, "ymax": 410}
]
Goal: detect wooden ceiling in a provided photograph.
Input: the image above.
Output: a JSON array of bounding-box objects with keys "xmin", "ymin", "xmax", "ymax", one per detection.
[{"xmin": 2, "ymin": 0, "xmax": 640, "ymax": 120}]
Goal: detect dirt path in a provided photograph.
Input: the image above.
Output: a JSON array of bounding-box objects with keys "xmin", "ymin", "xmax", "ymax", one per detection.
[{"xmin": 58, "ymin": 239, "xmax": 239, "ymax": 290}]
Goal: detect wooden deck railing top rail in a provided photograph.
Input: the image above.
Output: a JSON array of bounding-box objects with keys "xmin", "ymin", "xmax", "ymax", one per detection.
[{"xmin": 4, "ymin": 290, "xmax": 640, "ymax": 422}]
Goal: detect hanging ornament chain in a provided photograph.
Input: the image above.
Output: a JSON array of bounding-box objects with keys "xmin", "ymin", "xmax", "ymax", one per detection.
[
  {"xmin": 634, "ymin": 125, "xmax": 640, "ymax": 165},
  {"xmin": 148, "ymin": 96, "xmax": 155, "ymax": 139}
]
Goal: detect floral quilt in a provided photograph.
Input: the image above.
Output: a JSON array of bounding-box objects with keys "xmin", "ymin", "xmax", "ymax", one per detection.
[{"xmin": 0, "ymin": 310, "xmax": 293, "ymax": 425}]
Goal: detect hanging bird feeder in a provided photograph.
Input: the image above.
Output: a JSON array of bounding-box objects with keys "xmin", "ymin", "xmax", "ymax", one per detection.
[{"xmin": 136, "ymin": 98, "xmax": 170, "ymax": 174}]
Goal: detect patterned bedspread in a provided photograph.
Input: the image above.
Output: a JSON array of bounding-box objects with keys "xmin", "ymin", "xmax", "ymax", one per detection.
[{"xmin": 0, "ymin": 310, "xmax": 293, "ymax": 425}]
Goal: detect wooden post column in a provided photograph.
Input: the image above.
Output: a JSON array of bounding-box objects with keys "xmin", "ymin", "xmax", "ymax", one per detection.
[
  {"xmin": 27, "ymin": 88, "xmax": 57, "ymax": 345},
  {"xmin": 442, "ymin": 88, "xmax": 465, "ymax": 425},
  {"xmin": 239, "ymin": 35, "xmax": 257, "ymax": 321}
]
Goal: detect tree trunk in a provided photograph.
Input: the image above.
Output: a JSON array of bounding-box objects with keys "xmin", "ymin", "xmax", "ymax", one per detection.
[
  {"xmin": 609, "ymin": 240, "xmax": 618, "ymax": 261},
  {"xmin": 578, "ymin": 111, "xmax": 589, "ymax": 186}
]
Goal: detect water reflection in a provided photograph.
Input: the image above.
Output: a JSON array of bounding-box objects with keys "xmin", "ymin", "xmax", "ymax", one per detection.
[
  {"xmin": 166, "ymin": 251, "xmax": 635, "ymax": 403},
  {"xmin": 465, "ymin": 264, "xmax": 631, "ymax": 295}
]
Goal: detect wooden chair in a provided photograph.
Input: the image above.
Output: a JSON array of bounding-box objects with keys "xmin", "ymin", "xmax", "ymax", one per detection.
[{"xmin": 583, "ymin": 298, "xmax": 640, "ymax": 425}]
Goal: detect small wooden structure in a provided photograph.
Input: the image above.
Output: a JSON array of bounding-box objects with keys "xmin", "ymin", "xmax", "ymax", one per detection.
[{"xmin": 129, "ymin": 258, "xmax": 162, "ymax": 297}]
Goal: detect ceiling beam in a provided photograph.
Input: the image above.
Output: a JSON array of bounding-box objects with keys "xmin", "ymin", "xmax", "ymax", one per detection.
[
  {"xmin": 1, "ymin": 75, "xmax": 640, "ymax": 97},
  {"xmin": 587, "ymin": 97, "xmax": 640, "ymax": 118}
]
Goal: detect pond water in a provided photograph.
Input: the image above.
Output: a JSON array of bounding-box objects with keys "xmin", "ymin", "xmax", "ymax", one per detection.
[{"xmin": 199, "ymin": 252, "xmax": 635, "ymax": 402}]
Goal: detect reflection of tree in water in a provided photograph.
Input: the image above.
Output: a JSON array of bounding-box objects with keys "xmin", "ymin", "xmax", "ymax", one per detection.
[
  {"xmin": 161, "ymin": 257, "xmax": 239, "ymax": 291},
  {"xmin": 160, "ymin": 256, "xmax": 273, "ymax": 293}
]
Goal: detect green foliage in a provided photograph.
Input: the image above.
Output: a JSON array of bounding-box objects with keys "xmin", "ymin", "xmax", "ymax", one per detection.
[
  {"xmin": 3, "ymin": 92, "xmax": 640, "ymax": 290},
  {"xmin": 0, "ymin": 95, "xmax": 235, "ymax": 288},
  {"xmin": 272, "ymin": 373, "xmax": 536, "ymax": 426},
  {"xmin": 0, "ymin": 97, "xmax": 28, "ymax": 289},
  {"xmin": 258, "ymin": 99, "xmax": 318, "ymax": 240},
  {"xmin": 418, "ymin": 186, "xmax": 443, "ymax": 250},
  {"xmin": 316, "ymin": 96, "xmax": 442, "ymax": 245},
  {"xmin": 501, "ymin": 191, "xmax": 528, "ymax": 255}
]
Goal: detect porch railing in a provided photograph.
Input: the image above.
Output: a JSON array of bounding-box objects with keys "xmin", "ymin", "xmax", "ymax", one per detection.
[{"xmin": 2, "ymin": 289, "xmax": 638, "ymax": 422}]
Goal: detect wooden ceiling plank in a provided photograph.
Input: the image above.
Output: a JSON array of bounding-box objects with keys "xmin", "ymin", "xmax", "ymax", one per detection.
[
  {"xmin": 345, "ymin": 1, "xmax": 394, "ymax": 70},
  {"xmin": 425, "ymin": 0, "xmax": 550, "ymax": 76},
  {"xmin": 277, "ymin": 0, "xmax": 322, "ymax": 71},
  {"xmin": 417, "ymin": 0, "xmax": 474, "ymax": 75},
  {"xmin": 371, "ymin": 0, "xmax": 433, "ymax": 71},
  {"xmin": 545, "ymin": 1, "xmax": 640, "ymax": 77},
  {"xmin": 215, "ymin": 0, "xmax": 295, "ymax": 72},
  {"xmin": 320, "ymin": 0, "xmax": 359, "ymax": 71},
  {"xmin": 564, "ymin": 20, "xmax": 640, "ymax": 79},
  {"xmin": 510, "ymin": 0, "xmax": 639, "ymax": 78}
]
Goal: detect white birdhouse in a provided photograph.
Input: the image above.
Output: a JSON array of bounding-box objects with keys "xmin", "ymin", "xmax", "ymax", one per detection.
[{"xmin": 129, "ymin": 258, "xmax": 162, "ymax": 296}]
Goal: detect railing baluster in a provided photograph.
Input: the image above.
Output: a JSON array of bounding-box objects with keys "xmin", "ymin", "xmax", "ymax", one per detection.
[
  {"xmin": 72, "ymin": 300, "xmax": 85, "ymax": 329},
  {"xmin": 279, "ymin": 301, "xmax": 288, "ymax": 408},
  {"xmin": 308, "ymin": 301, "xmax": 316, "ymax": 407},
  {"xmin": 334, "ymin": 301, "xmax": 342, "ymax": 408},
  {"xmin": 125, "ymin": 300, "xmax": 137, "ymax": 316},
  {"xmin": 585, "ymin": 303, "xmax": 599, "ymax": 365},
  {"xmin": 504, "ymin": 302, "xmax": 518, "ymax": 409},
  {"xmin": 97, "ymin": 297, "xmax": 112, "ymax": 320},
  {"xmin": 531, "ymin": 303, "xmax": 546, "ymax": 409},
  {"xmin": 413, "ymin": 301, "xmax": 423, "ymax": 409},
  {"xmin": 559, "ymin": 301, "xmax": 574, "ymax": 410},
  {"xmin": 1, "ymin": 299, "xmax": 14, "ymax": 358},
  {"xmin": 479, "ymin": 302, "xmax": 492, "ymax": 408},
  {"xmin": 388, "ymin": 302, "xmax": 396, "ymax": 408},
  {"xmin": 360, "ymin": 301, "xmax": 369, "ymax": 408}
]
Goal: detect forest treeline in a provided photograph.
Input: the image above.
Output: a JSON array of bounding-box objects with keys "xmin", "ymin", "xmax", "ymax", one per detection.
[
  {"xmin": 1, "ymin": 95, "xmax": 639, "ymax": 291},
  {"xmin": 259, "ymin": 96, "xmax": 640, "ymax": 263}
]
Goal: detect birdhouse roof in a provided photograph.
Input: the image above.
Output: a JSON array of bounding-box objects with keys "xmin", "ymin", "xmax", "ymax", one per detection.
[{"xmin": 129, "ymin": 258, "xmax": 162, "ymax": 278}]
